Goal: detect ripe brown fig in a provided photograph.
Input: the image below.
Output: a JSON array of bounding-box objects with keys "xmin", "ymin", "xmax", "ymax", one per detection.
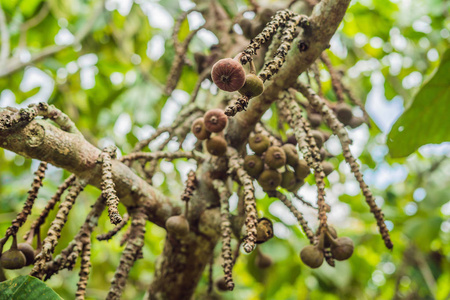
[
  {"xmin": 300, "ymin": 245, "xmax": 324, "ymax": 269},
  {"xmin": 165, "ymin": 215, "xmax": 190, "ymax": 236},
  {"xmin": 311, "ymin": 130, "xmax": 324, "ymax": 149},
  {"xmin": 330, "ymin": 237, "xmax": 354, "ymax": 261},
  {"xmin": 249, "ymin": 134, "xmax": 270, "ymax": 155},
  {"xmin": 257, "ymin": 169, "xmax": 282, "ymax": 192},
  {"xmin": 256, "ymin": 218, "xmax": 273, "ymax": 244},
  {"xmin": 244, "ymin": 155, "xmax": 264, "ymax": 178},
  {"xmin": 238, "ymin": 74, "xmax": 264, "ymax": 98},
  {"xmin": 335, "ymin": 102, "xmax": 353, "ymax": 125},
  {"xmin": 211, "ymin": 58, "xmax": 246, "ymax": 92},
  {"xmin": 1, "ymin": 237, "xmax": 26, "ymax": 270},
  {"xmin": 191, "ymin": 118, "xmax": 211, "ymax": 140},
  {"xmin": 308, "ymin": 113, "xmax": 322, "ymax": 128},
  {"xmin": 321, "ymin": 161, "xmax": 334, "ymax": 176},
  {"xmin": 18, "ymin": 243, "xmax": 35, "ymax": 266},
  {"xmin": 265, "ymin": 146, "xmax": 286, "ymax": 169},
  {"xmin": 203, "ymin": 109, "xmax": 228, "ymax": 133},
  {"xmin": 255, "ymin": 252, "xmax": 273, "ymax": 269},
  {"xmin": 294, "ymin": 159, "xmax": 310, "ymax": 180},
  {"xmin": 206, "ymin": 136, "xmax": 227, "ymax": 156},
  {"xmin": 281, "ymin": 144, "xmax": 298, "ymax": 167}
]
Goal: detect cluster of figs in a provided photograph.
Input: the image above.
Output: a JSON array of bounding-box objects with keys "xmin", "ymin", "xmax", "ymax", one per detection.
[
  {"xmin": 301, "ymin": 226, "xmax": 354, "ymax": 268},
  {"xmin": 0, "ymin": 235, "xmax": 40, "ymax": 270}
]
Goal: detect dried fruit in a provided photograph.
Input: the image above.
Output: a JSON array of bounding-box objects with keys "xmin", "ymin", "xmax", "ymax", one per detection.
[
  {"xmin": 18, "ymin": 243, "xmax": 35, "ymax": 266},
  {"xmin": 321, "ymin": 161, "xmax": 334, "ymax": 176},
  {"xmin": 238, "ymin": 74, "xmax": 264, "ymax": 98},
  {"xmin": 206, "ymin": 136, "xmax": 227, "ymax": 156},
  {"xmin": 165, "ymin": 215, "xmax": 190, "ymax": 236},
  {"xmin": 281, "ymin": 144, "xmax": 298, "ymax": 167},
  {"xmin": 256, "ymin": 218, "xmax": 273, "ymax": 244},
  {"xmin": 1, "ymin": 237, "xmax": 26, "ymax": 270},
  {"xmin": 203, "ymin": 109, "xmax": 228, "ymax": 133},
  {"xmin": 244, "ymin": 155, "xmax": 264, "ymax": 178},
  {"xmin": 211, "ymin": 58, "xmax": 246, "ymax": 92},
  {"xmin": 265, "ymin": 146, "xmax": 286, "ymax": 169},
  {"xmin": 255, "ymin": 252, "xmax": 273, "ymax": 269},
  {"xmin": 249, "ymin": 134, "xmax": 270, "ymax": 155},
  {"xmin": 330, "ymin": 237, "xmax": 354, "ymax": 261},
  {"xmin": 308, "ymin": 113, "xmax": 322, "ymax": 128},
  {"xmin": 191, "ymin": 117, "xmax": 211, "ymax": 140},
  {"xmin": 294, "ymin": 159, "xmax": 310, "ymax": 180},
  {"xmin": 335, "ymin": 102, "xmax": 353, "ymax": 125},
  {"xmin": 300, "ymin": 245, "xmax": 324, "ymax": 269},
  {"xmin": 257, "ymin": 169, "xmax": 282, "ymax": 192}
]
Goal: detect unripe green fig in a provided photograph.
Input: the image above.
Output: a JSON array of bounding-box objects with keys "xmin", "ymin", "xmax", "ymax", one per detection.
[
  {"xmin": 300, "ymin": 245, "xmax": 324, "ymax": 268},
  {"xmin": 311, "ymin": 130, "xmax": 324, "ymax": 149},
  {"xmin": 321, "ymin": 161, "xmax": 334, "ymax": 176},
  {"xmin": 256, "ymin": 218, "xmax": 273, "ymax": 244},
  {"xmin": 281, "ymin": 144, "xmax": 298, "ymax": 167},
  {"xmin": 1, "ymin": 237, "xmax": 26, "ymax": 270},
  {"xmin": 206, "ymin": 136, "xmax": 227, "ymax": 156},
  {"xmin": 249, "ymin": 134, "xmax": 270, "ymax": 155},
  {"xmin": 281, "ymin": 170, "xmax": 296, "ymax": 191},
  {"xmin": 265, "ymin": 146, "xmax": 286, "ymax": 169},
  {"xmin": 335, "ymin": 103, "xmax": 353, "ymax": 125},
  {"xmin": 238, "ymin": 74, "xmax": 264, "ymax": 98},
  {"xmin": 257, "ymin": 169, "xmax": 281, "ymax": 192},
  {"xmin": 308, "ymin": 113, "xmax": 322, "ymax": 128},
  {"xmin": 244, "ymin": 155, "xmax": 264, "ymax": 178},
  {"xmin": 294, "ymin": 159, "xmax": 310, "ymax": 180}
]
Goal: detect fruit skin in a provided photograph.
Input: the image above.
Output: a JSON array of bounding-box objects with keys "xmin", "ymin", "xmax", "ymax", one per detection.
[
  {"xmin": 211, "ymin": 58, "xmax": 246, "ymax": 92},
  {"xmin": 203, "ymin": 109, "xmax": 228, "ymax": 133},
  {"xmin": 330, "ymin": 237, "xmax": 354, "ymax": 261},
  {"xmin": 265, "ymin": 146, "xmax": 286, "ymax": 169},
  {"xmin": 1, "ymin": 248, "xmax": 26, "ymax": 270},
  {"xmin": 257, "ymin": 169, "xmax": 282, "ymax": 192},
  {"xmin": 244, "ymin": 155, "xmax": 264, "ymax": 178},
  {"xmin": 206, "ymin": 136, "xmax": 227, "ymax": 156},
  {"xmin": 294, "ymin": 159, "xmax": 310, "ymax": 180},
  {"xmin": 321, "ymin": 161, "xmax": 334, "ymax": 176},
  {"xmin": 308, "ymin": 113, "xmax": 322, "ymax": 128},
  {"xmin": 311, "ymin": 130, "xmax": 324, "ymax": 149},
  {"xmin": 256, "ymin": 218, "xmax": 273, "ymax": 244},
  {"xmin": 238, "ymin": 74, "xmax": 264, "ymax": 98},
  {"xmin": 300, "ymin": 245, "xmax": 324, "ymax": 268},
  {"xmin": 18, "ymin": 243, "xmax": 35, "ymax": 266},
  {"xmin": 165, "ymin": 215, "xmax": 190, "ymax": 236},
  {"xmin": 191, "ymin": 117, "xmax": 211, "ymax": 140},
  {"xmin": 281, "ymin": 170, "xmax": 297, "ymax": 191},
  {"xmin": 281, "ymin": 144, "xmax": 298, "ymax": 167},
  {"xmin": 335, "ymin": 102, "xmax": 353, "ymax": 125},
  {"xmin": 249, "ymin": 134, "xmax": 270, "ymax": 155},
  {"xmin": 215, "ymin": 277, "xmax": 229, "ymax": 292}
]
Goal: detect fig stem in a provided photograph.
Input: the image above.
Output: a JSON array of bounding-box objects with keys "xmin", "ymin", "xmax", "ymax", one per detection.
[
  {"xmin": 11, "ymin": 235, "xmax": 18, "ymax": 250},
  {"xmin": 325, "ymin": 230, "xmax": 338, "ymax": 247},
  {"xmin": 249, "ymin": 60, "xmax": 256, "ymax": 74}
]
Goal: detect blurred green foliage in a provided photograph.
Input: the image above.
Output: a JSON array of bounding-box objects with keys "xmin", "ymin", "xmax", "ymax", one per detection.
[{"xmin": 0, "ymin": 0, "xmax": 449, "ymax": 299}]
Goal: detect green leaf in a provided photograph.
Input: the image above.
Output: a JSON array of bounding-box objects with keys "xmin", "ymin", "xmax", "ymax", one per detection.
[
  {"xmin": 387, "ymin": 49, "xmax": 450, "ymax": 158},
  {"xmin": 0, "ymin": 275, "xmax": 63, "ymax": 300}
]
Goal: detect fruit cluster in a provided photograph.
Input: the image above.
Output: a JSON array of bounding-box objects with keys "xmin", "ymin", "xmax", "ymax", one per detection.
[
  {"xmin": 191, "ymin": 108, "xmax": 229, "ymax": 157},
  {"xmin": 300, "ymin": 226, "xmax": 354, "ymax": 268},
  {"xmin": 0, "ymin": 235, "xmax": 38, "ymax": 270}
]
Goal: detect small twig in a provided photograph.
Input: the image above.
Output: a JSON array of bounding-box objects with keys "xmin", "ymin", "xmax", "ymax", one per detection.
[
  {"xmin": 0, "ymin": 4, "xmax": 10, "ymax": 63},
  {"xmin": 181, "ymin": 170, "xmax": 197, "ymax": 217},
  {"xmin": 121, "ymin": 150, "xmax": 203, "ymax": 163},
  {"xmin": 100, "ymin": 146, "xmax": 122, "ymax": 225},
  {"xmin": 213, "ymin": 179, "xmax": 234, "ymax": 291},
  {"xmin": 228, "ymin": 148, "xmax": 257, "ymax": 253},
  {"xmin": 269, "ymin": 191, "xmax": 315, "ymax": 244},
  {"xmin": 97, "ymin": 213, "xmax": 129, "ymax": 241}
]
